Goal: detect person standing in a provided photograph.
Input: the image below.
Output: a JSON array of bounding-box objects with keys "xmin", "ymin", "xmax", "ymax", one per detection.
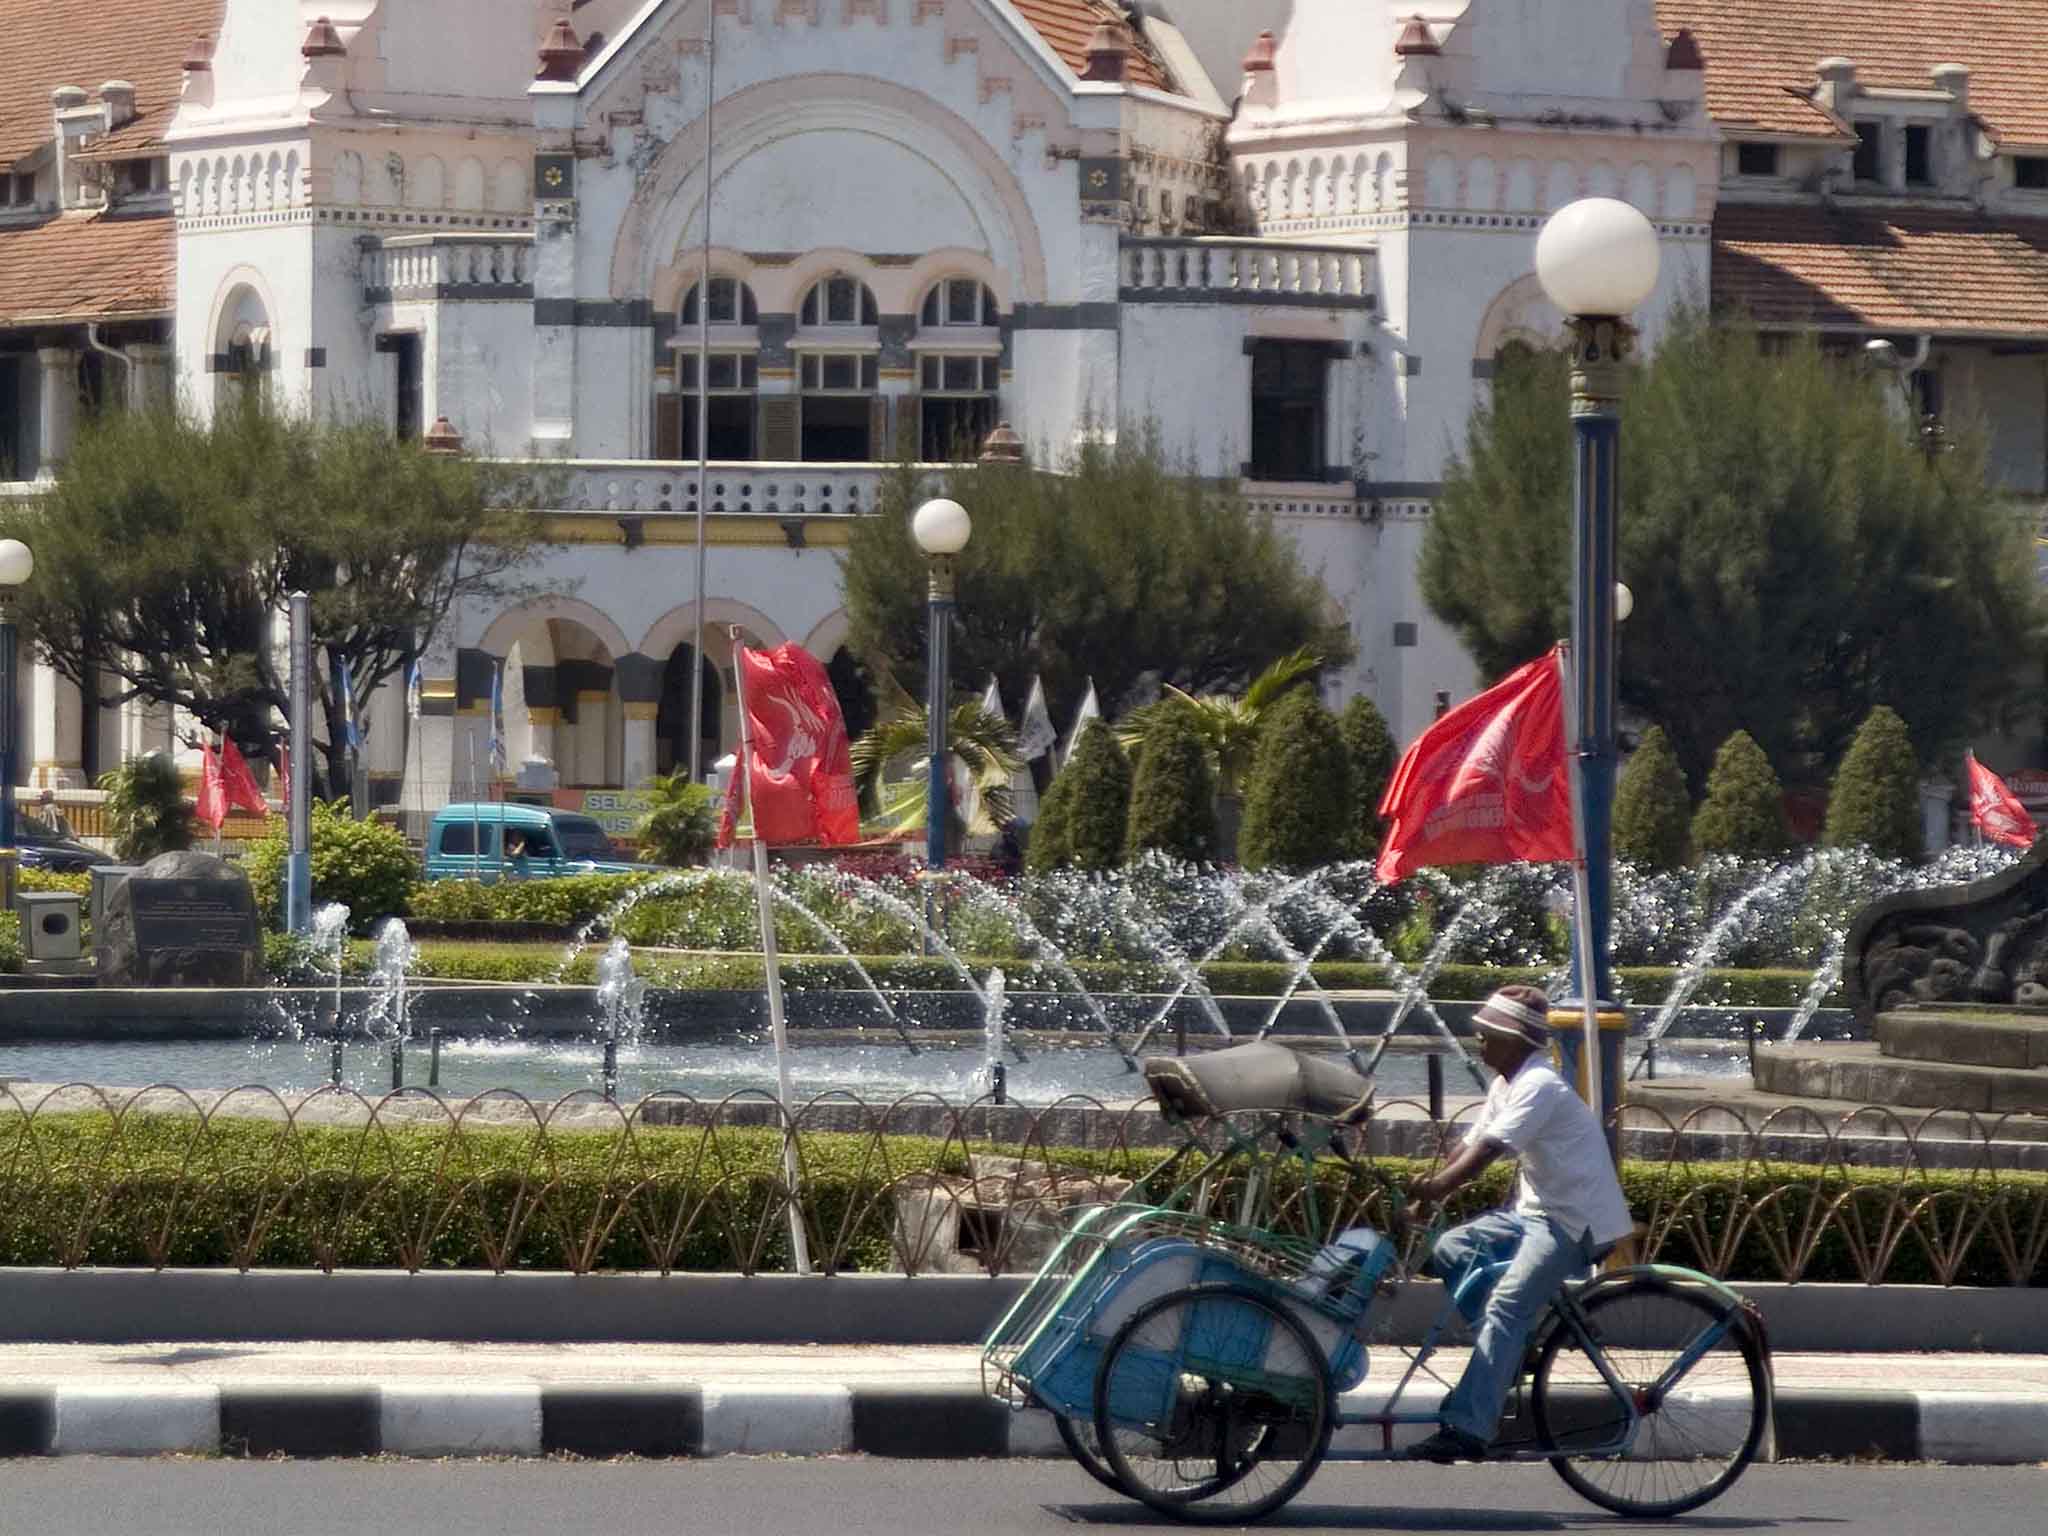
[{"xmin": 1406, "ymin": 985, "xmax": 1634, "ymax": 1462}]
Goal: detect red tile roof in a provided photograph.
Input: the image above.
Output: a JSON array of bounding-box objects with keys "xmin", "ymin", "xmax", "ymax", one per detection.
[
  {"xmin": 1656, "ymin": 0, "xmax": 2048, "ymax": 146},
  {"xmin": 1713, "ymin": 201, "xmax": 2048, "ymax": 336},
  {"xmin": 1011, "ymin": 0, "xmax": 1176, "ymax": 94},
  {"xmin": 0, "ymin": 212, "xmax": 175, "ymax": 326},
  {"xmin": 0, "ymin": 0, "xmax": 223, "ymax": 170}
]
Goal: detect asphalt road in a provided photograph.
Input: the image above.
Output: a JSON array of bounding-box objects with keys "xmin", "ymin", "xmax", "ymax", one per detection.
[{"xmin": 0, "ymin": 1458, "xmax": 2041, "ymax": 1536}]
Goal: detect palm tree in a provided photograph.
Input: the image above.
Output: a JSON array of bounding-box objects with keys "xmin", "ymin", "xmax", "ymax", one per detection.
[
  {"xmin": 850, "ymin": 701, "xmax": 1022, "ymax": 854},
  {"xmin": 634, "ymin": 768, "xmax": 719, "ymax": 866},
  {"xmin": 1116, "ymin": 649, "xmax": 1322, "ymax": 799}
]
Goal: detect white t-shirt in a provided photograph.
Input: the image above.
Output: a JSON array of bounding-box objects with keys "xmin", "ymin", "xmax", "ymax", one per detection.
[{"xmin": 1470, "ymin": 1059, "xmax": 1633, "ymax": 1248}]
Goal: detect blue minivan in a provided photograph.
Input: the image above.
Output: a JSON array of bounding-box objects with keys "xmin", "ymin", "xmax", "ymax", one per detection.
[{"xmin": 424, "ymin": 803, "xmax": 651, "ymax": 881}]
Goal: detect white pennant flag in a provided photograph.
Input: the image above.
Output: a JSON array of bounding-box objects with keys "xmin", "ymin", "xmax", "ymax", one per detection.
[
  {"xmin": 1016, "ymin": 675, "xmax": 1057, "ymax": 762},
  {"xmin": 1060, "ymin": 678, "xmax": 1101, "ymax": 769},
  {"xmin": 960, "ymin": 676, "xmax": 1006, "ymax": 835}
]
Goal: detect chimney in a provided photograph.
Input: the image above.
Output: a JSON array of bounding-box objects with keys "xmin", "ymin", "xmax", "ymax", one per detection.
[
  {"xmin": 98, "ymin": 80, "xmax": 137, "ymax": 131},
  {"xmin": 1240, "ymin": 29, "xmax": 1277, "ymax": 109},
  {"xmin": 1080, "ymin": 22, "xmax": 1129, "ymax": 84},
  {"xmin": 1816, "ymin": 56, "xmax": 1857, "ymax": 114},
  {"xmin": 183, "ymin": 34, "xmax": 213, "ymax": 74},
  {"xmin": 1394, "ymin": 16, "xmax": 1441, "ymax": 57},
  {"xmin": 536, "ymin": 17, "xmax": 584, "ymax": 83},
  {"xmin": 1932, "ymin": 62, "xmax": 1970, "ymax": 107},
  {"xmin": 1664, "ymin": 29, "xmax": 1704, "ymax": 72}
]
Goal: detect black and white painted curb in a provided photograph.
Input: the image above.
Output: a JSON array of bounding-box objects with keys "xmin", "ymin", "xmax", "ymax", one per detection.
[{"xmin": 0, "ymin": 1383, "xmax": 2041, "ymax": 1462}]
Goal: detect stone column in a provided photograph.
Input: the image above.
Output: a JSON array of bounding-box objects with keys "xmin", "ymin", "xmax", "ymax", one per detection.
[
  {"xmin": 124, "ymin": 342, "xmax": 173, "ymax": 413},
  {"xmin": 572, "ymin": 690, "xmax": 611, "ymax": 787},
  {"xmin": 526, "ymin": 706, "xmax": 558, "ymax": 772},
  {"xmin": 35, "ymin": 346, "xmax": 77, "ymax": 479},
  {"xmin": 28, "ymin": 661, "xmax": 86, "ymax": 787},
  {"xmin": 622, "ymin": 703, "xmax": 657, "ymax": 788}
]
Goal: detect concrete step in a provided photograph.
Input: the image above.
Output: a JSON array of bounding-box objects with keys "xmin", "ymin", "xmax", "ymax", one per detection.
[
  {"xmin": 1753, "ymin": 1042, "xmax": 2048, "ymax": 1115},
  {"xmin": 1877, "ymin": 1008, "xmax": 2048, "ymax": 1070}
]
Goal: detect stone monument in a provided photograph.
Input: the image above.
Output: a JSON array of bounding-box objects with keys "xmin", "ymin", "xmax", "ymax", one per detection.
[{"xmin": 95, "ymin": 850, "xmax": 264, "ymax": 988}]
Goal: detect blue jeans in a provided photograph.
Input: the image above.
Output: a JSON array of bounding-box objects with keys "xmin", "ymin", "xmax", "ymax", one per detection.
[{"xmin": 1432, "ymin": 1210, "xmax": 1594, "ymax": 1442}]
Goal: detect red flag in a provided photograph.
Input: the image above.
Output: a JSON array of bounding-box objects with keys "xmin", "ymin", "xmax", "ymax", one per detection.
[
  {"xmin": 1966, "ymin": 752, "xmax": 2037, "ymax": 849},
  {"xmin": 1376, "ymin": 647, "xmax": 1575, "ymax": 883},
  {"xmin": 219, "ymin": 735, "xmax": 269, "ymax": 817},
  {"xmin": 195, "ymin": 740, "xmax": 227, "ymax": 833},
  {"xmin": 716, "ymin": 642, "xmax": 860, "ymax": 849}
]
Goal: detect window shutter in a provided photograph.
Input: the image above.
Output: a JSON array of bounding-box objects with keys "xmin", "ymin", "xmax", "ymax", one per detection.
[
  {"xmin": 654, "ymin": 396, "xmax": 682, "ymax": 460},
  {"xmin": 868, "ymin": 394, "xmax": 891, "ymax": 461},
  {"xmin": 759, "ymin": 396, "xmax": 799, "ymax": 461}
]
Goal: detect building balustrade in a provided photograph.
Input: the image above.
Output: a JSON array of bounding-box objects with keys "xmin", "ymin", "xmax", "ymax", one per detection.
[
  {"xmin": 511, "ymin": 459, "xmax": 953, "ymax": 517},
  {"xmin": 363, "ymin": 233, "xmax": 535, "ymax": 302},
  {"xmin": 1121, "ymin": 237, "xmax": 1374, "ymax": 307},
  {"xmin": 1241, "ymin": 481, "xmax": 1362, "ymax": 519}
]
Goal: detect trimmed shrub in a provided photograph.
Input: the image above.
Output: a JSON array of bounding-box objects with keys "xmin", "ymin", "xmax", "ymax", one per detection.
[
  {"xmin": 98, "ymin": 753, "xmax": 193, "ymax": 862},
  {"xmin": 1614, "ymin": 725, "xmax": 1692, "ymax": 871},
  {"xmin": 1125, "ymin": 709, "xmax": 1218, "ymax": 863},
  {"xmin": 1691, "ymin": 730, "xmax": 1790, "ymax": 858},
  {"xmin": 245, "ymin": 800, "xmax": 417, "ymax": 934},
  {"xmin": 1024, "ymin": 768, "xmax": 1073, "ymax": 873},
  {"xmin": 1060, "ymin": 720, "xmax": 1132, "ymax": 873},
  {"xmin": 1338, "ymin": 695, "xmax": 1397, "ymax": 859},
  {"xmin": 1823, "ymin": 706, "xmax": 1922, "ymax": 859},
  {"xmin": 17, "ymin": 867, "xmax": 91, "ymax": 899},
  {"xmin": 1238, "ymin": 690, "xmax": 1352, "ymax": 871},
  {"xmin": 0, "ymin": 912, "xmax": 20, "ymax": 973}
]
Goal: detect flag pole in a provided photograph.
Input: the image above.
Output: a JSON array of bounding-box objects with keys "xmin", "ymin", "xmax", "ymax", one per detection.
[
  {"xmin": 1557, "ymin": 643, "xmax": 1603, "ymax": 1137},
  {"xmin": 686, "ymin": 16, "xmax": 717, "ymax": 785},
  {"xmin": 728, "ymin": 627, "xmax": 812, "ymax": 1274},
  {"xmin": 468, "ymin": 729, "xmax": 483, "ymax": 884}
]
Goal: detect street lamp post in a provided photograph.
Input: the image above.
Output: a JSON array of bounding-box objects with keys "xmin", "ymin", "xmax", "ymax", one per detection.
[
  {"xmin": 0, "ymin": 538, "xmax": 31, "ymax": 921},
  {"xmin": 1534, "ymin": 197, "xmax": 1661, "ymax": 1155},
  {"xmin": 911, "ymin": 497, "xmax": 971, "ymax": 869}
]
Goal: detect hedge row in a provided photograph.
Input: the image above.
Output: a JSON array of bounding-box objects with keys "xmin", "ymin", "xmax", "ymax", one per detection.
[
  {"xmin": 0, "ymin": 1111, "xmax": 2033, "ymax": 1285},
  {"xmin": 273, "ymin": 939, "xmax": 1838, "ymax": 1009}
]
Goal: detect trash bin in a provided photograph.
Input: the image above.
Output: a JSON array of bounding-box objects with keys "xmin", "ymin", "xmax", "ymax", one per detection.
[{"xmin": 16, "ymin": 891, "xmax": 83, "ymax": 961}]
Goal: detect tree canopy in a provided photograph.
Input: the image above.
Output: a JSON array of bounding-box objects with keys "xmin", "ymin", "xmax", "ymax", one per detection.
[
  {"xmin": 1421, "ymin": 312, "xmax": 2046, "ymax": 788},
  {"xmin": 4, "ymin": 402, "xmax": 553, "ymax": 792},
  {"xmin": 840, "ymin": 427, "xmax": 1354, "ymax": 727}
]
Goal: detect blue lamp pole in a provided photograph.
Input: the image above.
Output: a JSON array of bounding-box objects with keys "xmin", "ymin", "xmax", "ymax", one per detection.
[
  {"xmin": 1535, "ymin": 198, "xmax": 1661, "ymax": 1157},
  {"xmin": 911, "ymin": 497, "xmax": 971, "ymax": 869},
  {"xmin": 0, "ymin": 539, "xmax": 31, "ymax": 919}
]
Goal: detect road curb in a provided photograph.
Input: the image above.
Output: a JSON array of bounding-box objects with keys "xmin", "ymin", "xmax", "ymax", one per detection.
[{"xmin": 0, "ymin": 1383, "xmax": 2037, "ymax": 1463}]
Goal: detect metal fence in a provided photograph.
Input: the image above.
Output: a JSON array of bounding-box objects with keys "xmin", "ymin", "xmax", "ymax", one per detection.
[{"xmin": 0, "ymin": 1082, "xmax": 2041, "ymax": 1285}]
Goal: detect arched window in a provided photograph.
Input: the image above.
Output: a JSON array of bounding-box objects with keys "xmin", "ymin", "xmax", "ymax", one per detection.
[
  {"xmin": 799, "ymin": 274, "xmax": 877, "ymax": 327},
  {"xmin": 795, "ymin": 274, "xmax": 880, "ymax": 460},
  {"xmin": 914, "ymin": 277, "xmax": 1001, "ymax": 461},
  {"xmin": 659, "ymin": 275, "xmax": 762, "ymax": 460},
  {"xmin": 680, "ymin": 276, "xmax": 759, "ymax": 326}
]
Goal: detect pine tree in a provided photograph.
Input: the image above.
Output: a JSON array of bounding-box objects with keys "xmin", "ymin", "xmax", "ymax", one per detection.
[
  {"xmin": 1238, "ymin": 690, "xmax": 1353, "ymax": 871},
  {"xmin": 1024, "ymin": 767, "xmax": 1072, "ymax": 874},
  {"xmin": 1613, "ymin": 724, "xmax": 1691, "ymax": 870},
  {"xmin": 1690, "ymin": 730, "xmax": 1790, "ymax": 858},
  {"xmin": 1338, "ymin": 694, "xmax": 1397, "ymax": 859},
  {"xmin": 1126, "ymin": 709, "xmax": 1218, "ymax": 863},
  {"xmin": 1823, "ymin": 706, "xmax": 1923, "ymax": 859},
  {"xmin": 1060, "ymin": 720, "xmax": 1132, "ymax": 872}
]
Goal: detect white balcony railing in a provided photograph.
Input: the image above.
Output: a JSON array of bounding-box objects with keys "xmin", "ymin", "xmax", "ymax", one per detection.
[
  {"xmin": 1242, "ymin": 481, "xmax": 1360, "ymax": 519},
  {"xmin": 1121, "ymin": 237, "xmax": 1374, "ymax": 306},
  {"xmin": 514, "ymin": 459, "xmax": 952, "ymax": 517},
  {"xmin": 363, "ymin": 233, "xmax": 535, "ymax": 300}
]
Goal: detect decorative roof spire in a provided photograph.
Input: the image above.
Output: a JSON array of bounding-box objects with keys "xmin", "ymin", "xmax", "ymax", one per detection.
[
  {"xmin": 183, "ymin": 33, "xmax": 214, "ymax": 72},
  {"xmin": 1664, "ymin": 28, "xmax": 1704, "ymax": 71},
  {"xmin": 1241, "ymin": 30, "xmax": 1277, "ymax": 74},
  {"xmin": 1394, "ymin": 16, "xmax": 1441, "ymax": 57},
  {"xmin": 536, "ymin": 17, "xmax": 584, "ymax": 83},
  {"xmin": 301, "ymin": 16, "xmax": 347, "ymax": 59},
  {"xmin": 1081, "ymin": 22, "xmax": 1130, "ymax": 83}
]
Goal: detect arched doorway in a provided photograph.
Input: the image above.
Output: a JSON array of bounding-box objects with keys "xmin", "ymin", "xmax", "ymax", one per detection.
[
  {"xmin": 826, "ymin": 646, "xmax": 878, "ymax": 741},
  {"xmin": 656, "ymin": 644, "xmax": 722, "ymax": 777}
]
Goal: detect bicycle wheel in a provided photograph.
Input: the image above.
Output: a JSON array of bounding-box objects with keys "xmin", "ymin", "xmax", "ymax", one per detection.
[
  {"xmin": 1532, "ymin": 1275, "xmax": 1768, "ymax": 1518},
  {"xmin": 1052, "ymin": 1412, "xmax": 1122, "ymax": 1492},
  {"xmin": 1093, "ymin": 1282, "xmax": 1332, "ymax": 1525}
]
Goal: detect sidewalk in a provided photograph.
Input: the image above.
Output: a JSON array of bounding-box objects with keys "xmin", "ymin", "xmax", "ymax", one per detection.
[{"xmin": 0, "ymin": 1342, "xmax": 2040, "ymax": 1463}]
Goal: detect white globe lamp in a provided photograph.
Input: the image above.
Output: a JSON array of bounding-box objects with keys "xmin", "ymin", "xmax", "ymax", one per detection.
[
  {"xmin": 0, "ymin": 539, "xmax": 33, "ymax": 588},
  {"xmin": 911, "ymin": 497, "xmax": 971, "ymax": 556},
  {"xmin": 1535, "ymin": 197, "xmax": 1662, "ymax": 318},
  {"xmin": 1614, "ymin": 582, "xmax": 1635, "ymax": 624}
]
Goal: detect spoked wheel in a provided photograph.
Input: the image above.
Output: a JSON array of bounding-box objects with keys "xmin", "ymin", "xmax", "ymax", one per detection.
[
  {"xmin": 1093, "ymin": 1282, "xmax": 1332, "ymax": 1524},
  {"xmin": 1052, "ymin": 1412, "xmax": 1122, "ymax": 1492},
  {"xmin": 1532, "ymin": 1275, "xmax": 1769, "ymax": 1518}
]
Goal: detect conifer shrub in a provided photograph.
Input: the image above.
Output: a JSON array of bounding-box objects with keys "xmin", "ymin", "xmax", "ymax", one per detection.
[
  {"xmin": 1125, "ymin": 709, "xmax": 1218, "ymax": 863},
  {"xmin": 1823, "ymin": 706, "xmax": 1922, "ymax": 859},
  {"xmin": 1060, "ymin": 720, "xmax": 1132, "ymax": 872},
  {"xmin": 1023, "ymin": 766, "xmax": 1072, "ymax": 874},
  {"xmin": 1238, "ymin": 690, "xmax": 1353, "ymax": 871},
  {"xmin": 1613, "ymin": 725, "xmax": 1692, "ymax": 871},
  {"xmin": 1338, "ymin": 695, "xmax": 1397, "ymax": 859},
  {"xmin": 1690, "ymin": 730, "xmax": 1790, "ymax": 858}
]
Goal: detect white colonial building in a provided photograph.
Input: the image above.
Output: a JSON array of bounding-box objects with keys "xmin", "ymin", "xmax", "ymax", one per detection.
[{"xmin": 3, "ymin": 0, "xmax": 2045, "ymax": 822}]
